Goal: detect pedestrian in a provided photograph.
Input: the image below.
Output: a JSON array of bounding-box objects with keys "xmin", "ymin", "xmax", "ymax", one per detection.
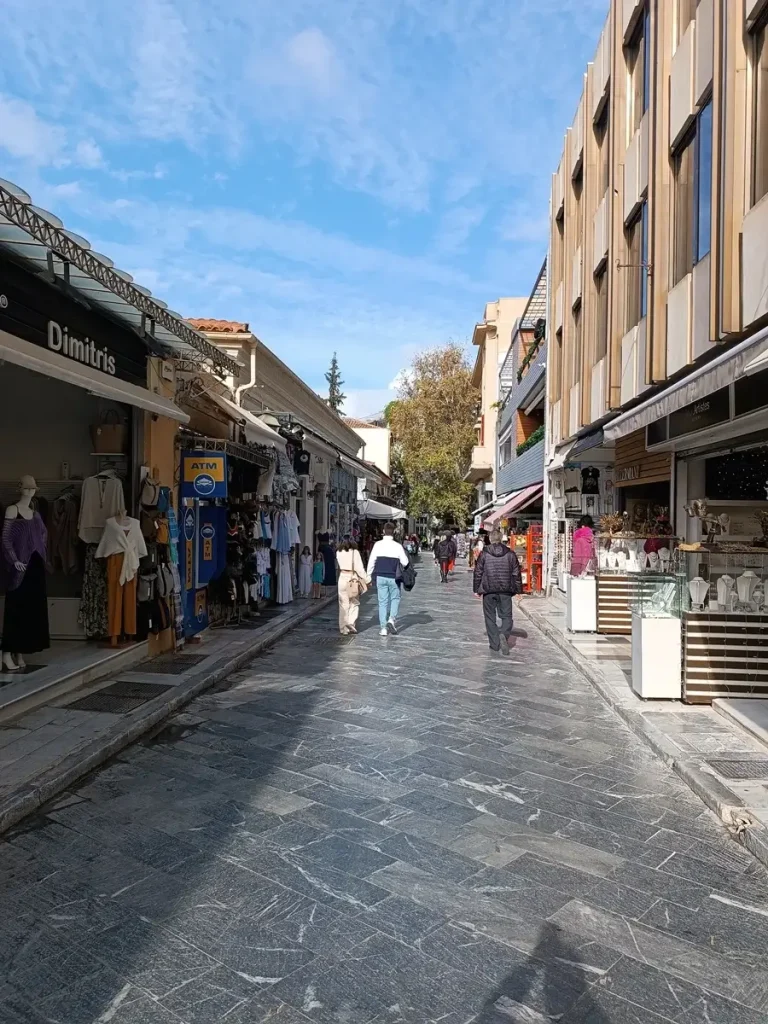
[
  {"xmin": 318, "ymin": 532, "xmax": 337, "ymax": 588},
  {"xmin": 435, "ymin": 531, "xmax": 455, "ymax": 583},
  {"xmin": 571, "ymin": 515, "xmax": 596, "ymax": 576},
  {"xmin": 312, "ymin": 551, "xmax": 325, "ymax": 598},
  {"xmin": 432, "ymin": 534, "xmax": 441, "ymax": 566},
  {"xmin": 447, "ymin": 529, "xmax": 457, "ymax": 575},
  {"xmin": 298, "ymin": 545, "xmax": 313, "ymax": 598},
  {"xmin": 367, "ymin": 522, "xmax": 410, "ymax": 636},
  {"xmin": 473, "ymin": 528, "xmax": 523, "ymax": 655},
  {"xmin": 336, "ymin": 539, "xmax": 368, "ymax": 635}
]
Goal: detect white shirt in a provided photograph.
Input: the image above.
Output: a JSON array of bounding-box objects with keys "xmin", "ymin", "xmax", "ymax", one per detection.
[
  {"xmin": 337, "ymin": 548, "xmax": 367, "ymax": 578},
  {"xmin": 78, "ymin": 475, "xmax": 126, "ymax": 544},
  {"xmin": 95, "ymin": 517, "xmax": 147, "ymax": 584}
]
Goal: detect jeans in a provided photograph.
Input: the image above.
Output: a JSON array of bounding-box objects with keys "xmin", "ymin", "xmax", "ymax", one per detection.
[
  {"xmin": 376, "ymin": 577, "xmax": 401, "ymax": 627},
  {"xmin": 482, "ymin": 593, "xmax": 513, "ymax": 651}
]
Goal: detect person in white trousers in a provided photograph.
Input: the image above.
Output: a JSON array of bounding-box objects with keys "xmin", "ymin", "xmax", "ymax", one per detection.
[{"xmin": 336, "ymin": 540, "xmax": 369, "ymax": 635}]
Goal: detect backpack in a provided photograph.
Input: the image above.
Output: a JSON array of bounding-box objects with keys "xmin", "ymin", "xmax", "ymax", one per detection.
[{"xmin": 401, "ymin": 562, "xmax": 417, "ymax": 591}]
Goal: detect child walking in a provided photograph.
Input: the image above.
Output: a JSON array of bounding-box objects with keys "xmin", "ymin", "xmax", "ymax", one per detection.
[
  {"xmin": 312, "ymin": 552, "xmax": 325, "ymax": 598},
  {"xmin": 298, "ymin": 546, "xmax": 313, "ymax": 598}
]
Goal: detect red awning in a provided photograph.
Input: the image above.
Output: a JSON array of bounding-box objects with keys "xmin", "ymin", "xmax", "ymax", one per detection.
[{"xmin": 485, "ymin": 483, "xmax": 543, "ymax": 526}]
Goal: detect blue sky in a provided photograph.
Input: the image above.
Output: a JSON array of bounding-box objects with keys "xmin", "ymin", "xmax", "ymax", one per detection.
[{"xmin": 0, "ymin": 0, "xmax": 606, "ymax": 416}]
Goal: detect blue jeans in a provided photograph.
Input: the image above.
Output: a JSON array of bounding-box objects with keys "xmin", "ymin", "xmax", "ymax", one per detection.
[{"xmin": 376, "ymin": 577, "xmax": 401, "ymax": 627}]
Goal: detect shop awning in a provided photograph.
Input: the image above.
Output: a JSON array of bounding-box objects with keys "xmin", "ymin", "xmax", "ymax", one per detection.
[
  {"xmin": 206, "ymin": 392, "xmax": 285, "ymax": 447},
  {"xmin": 358, "ymin": 498, "xmax": 408, "ymax": 520},
  {"xmin": 547, "ymin": 439, "xmax": 576, "ymax": 470},
  {"xmin": 0, "ymin": 328, "xmax": 189, "ymax": 423},
  {"xmin": 471, "ymin": 498, "xmax": 497, "ymax": 517},
  {"xmin": 485, "ymin": 483, "xmax": 544, "ymax": 526},
  {"xmin": 604, "ymin": 325, "xmax": 768, "ymax": 442},
  {"xmin": 570, "ymin": 428, "xmax": 605, "ymax": 457}
]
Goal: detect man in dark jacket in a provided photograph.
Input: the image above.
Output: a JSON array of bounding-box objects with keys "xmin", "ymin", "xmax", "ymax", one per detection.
[
  {"xmin": 473, "ymin": 529, "xmax": 523, "ymax": 654},
  {"xmin": 435, "ymin": 532, "xmax": 456, "ymax": 583}
]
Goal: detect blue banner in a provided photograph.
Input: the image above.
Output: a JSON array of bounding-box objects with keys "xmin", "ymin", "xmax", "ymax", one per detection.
[{"xmin": 181, "ymin": 452, "xmax": 227, "ymax": 499}]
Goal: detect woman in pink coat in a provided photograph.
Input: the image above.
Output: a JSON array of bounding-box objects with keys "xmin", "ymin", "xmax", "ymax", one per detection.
[{"xmin": 570, "ymin": 515, "xmax": 596, "ymax": 576}]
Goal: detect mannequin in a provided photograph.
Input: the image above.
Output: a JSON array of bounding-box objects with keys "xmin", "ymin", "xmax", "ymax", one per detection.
[
  {"xmin": 95, "ymin": 508, "xmax": 147, "ymax": 646},
  {"xmin": 1, "ymin": 475, "xmax": 50, "ymax": 672}
]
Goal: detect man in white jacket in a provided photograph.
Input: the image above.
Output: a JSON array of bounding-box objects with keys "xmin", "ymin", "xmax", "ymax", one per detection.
[{"xmin": 366, "ymin": 523, "xmax": 410, "ymax": 636}]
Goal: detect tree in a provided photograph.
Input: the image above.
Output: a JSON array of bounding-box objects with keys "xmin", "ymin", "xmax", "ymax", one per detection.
[
  {"xmin": 388, "ymin": 344, "xmax": 479, "ymax": 525},
  {"xmin": 325, "ymin": 352, "xmax": 346, "ymax": 412}
]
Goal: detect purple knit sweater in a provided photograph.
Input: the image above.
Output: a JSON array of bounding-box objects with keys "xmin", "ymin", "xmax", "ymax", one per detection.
[{"xmin": 1, "ymin": 512, "xmax": 48, "ymax": 591}]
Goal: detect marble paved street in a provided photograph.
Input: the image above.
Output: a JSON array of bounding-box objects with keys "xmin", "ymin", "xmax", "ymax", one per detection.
[{"xmin": 3, "ymin": 564, "xmax": 768, "ymax": 1023}]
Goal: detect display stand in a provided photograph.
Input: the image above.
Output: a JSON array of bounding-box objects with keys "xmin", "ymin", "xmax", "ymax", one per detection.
[
  {"xmin": 631, "ymin": 613, "xmax": 682, "ymax": 698},
  {"xmin": 566, "ymin": 575, "xmax": 597, "ymax": 631}
]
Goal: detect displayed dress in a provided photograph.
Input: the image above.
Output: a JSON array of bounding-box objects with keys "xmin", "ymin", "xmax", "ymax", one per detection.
[{"xmin": 1, "ymin": 510, "xmax": 50, "ymax": 654}]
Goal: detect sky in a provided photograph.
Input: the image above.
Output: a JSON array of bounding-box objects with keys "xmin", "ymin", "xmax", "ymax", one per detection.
[{"xmin": 0, "ymin": 0, "xmax": 606, "ymax": 417}]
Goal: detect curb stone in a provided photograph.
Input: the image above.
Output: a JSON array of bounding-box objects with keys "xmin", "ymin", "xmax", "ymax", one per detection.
[
  {"xmin": 0, "ymin": 595, "xmax": 337, "ymax": 836},
  {"xmin": 518, "ymin": 598, "xmax": 768, "ymax": 870}
]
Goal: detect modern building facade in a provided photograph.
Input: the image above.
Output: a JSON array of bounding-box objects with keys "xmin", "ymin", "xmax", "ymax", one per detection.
[
  {"xmin": 466, "ymin": 296, "xmax": 527, "ymax": 513},
  {"xmin": 496, "ymin": 261, "xmax": 548, "ymax": 502},
  {"xmin": 544, "ymin": 0, "xmax": 768, "ymax": 703}
]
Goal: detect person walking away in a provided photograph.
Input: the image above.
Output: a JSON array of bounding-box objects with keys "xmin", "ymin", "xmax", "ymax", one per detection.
[
  {"xmin": 367, "ymin": 522, "xmax": 409, "ymax": 635},
  {"xmin": 298, "ymin": 546, "xmax": 313, "ymax": 598},
  {"xmin": 432, "ymin": 534, "xmax": 441, "ymax": 566},
  {"xmin": 312, "ymin": 552, "xmax": 325, "ymax": 598},
  {"xmin": 336, "ymin": 539, "xmax": 368, "ymax": 634},
  {"xmin": 435, "ymin": 532, "xmax": 454, "ymax": 583},
  {"xmin": 473, "ymin": 529, "xmax": 522, "ymax": 655},
  {"xmin": 318, "ymin": 533, "xmax": 337, "ymax": 589},
  {"xmin": 447, "ymin": 530, "xmax": 458, "ymax": 575}
]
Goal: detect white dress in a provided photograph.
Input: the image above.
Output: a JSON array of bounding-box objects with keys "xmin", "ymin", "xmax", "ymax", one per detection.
[{"xmin": 298, "ymin": 553, "xmax": 313, "ymax": 596}]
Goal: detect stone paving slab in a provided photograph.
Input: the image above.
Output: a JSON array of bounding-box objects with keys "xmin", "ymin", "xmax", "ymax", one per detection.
[
  {"xmin": 519, "ymin": 593, "xmax": 768, "ymax": 870},
  {"xmin": 0, "ymin": 596, "xmax": 336, "ymax": 837}
]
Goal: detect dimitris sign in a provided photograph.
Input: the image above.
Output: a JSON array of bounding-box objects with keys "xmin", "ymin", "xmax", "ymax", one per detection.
[{"xmin": 48, "ymin": 320, "xmax": 117, "ymax": 376}]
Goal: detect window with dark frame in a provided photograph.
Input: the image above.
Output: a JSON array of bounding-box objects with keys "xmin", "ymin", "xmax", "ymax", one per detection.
[
  {"xmin": 754, "ymin": 21, "xmax": 768, "ymax": 205},
  {"xmin": 595, "ymin": 267, "xmax": 609, "ymax": 361},
  {"xmin": 672, "ymin": 100, "xmax": 712, "ymax": 285},
  {"xmin": 627, "ymin": 5, "xmax": 649, "ymax": 137},
  {"xmin": 595, "ymin": 101, "xmax": 610, "ymax": 197},
  {"xmin": 625, "ymin": 202, "xmax": 647, "ymax": 331},
  {"xmin": 572, "ymin": 305, "xmax": 582, "ymax": 386},
  {"xmin": 673, "ymin": 132, "xmax": 695, "ymax": 285}
]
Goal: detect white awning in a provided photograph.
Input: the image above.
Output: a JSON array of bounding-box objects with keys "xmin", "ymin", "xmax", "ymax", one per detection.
[
  {"xmin": 0, "ymin": 328, "xmax": 189, "ymax": 422},
  {"xmin": 604, "ymin": 325, "xmax": 768, "ymax": 442},
  {"xmin": 206, "ymin": 392, "xmax": 284, "ymax": 447},
  {"xmin": 547, "ymin": 439, "xmax": 576, "ymax": 471},
  {"xmin": 358, "ymin": 498, "xmax": 408, "ymax": 520}
]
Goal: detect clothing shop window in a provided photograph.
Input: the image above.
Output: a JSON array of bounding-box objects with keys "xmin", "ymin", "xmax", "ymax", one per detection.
[
  {"xmin": 753, "ymin": 21, "xmax": 768, "ymax": 205},
  {"xmin": 673, "ymin": 101, "xmax": 712, "ymax": 284},
  {"xmin": 595, "ymin": 101, "xmax": 610, "ymax": 197},
  {"xmin": 625, "ymin": 201, "xmax": 648, "ymax": 330},
  {"xmin": 595, "ymin": 266, "xmax": 609, "ymax": 361},
  {"xmin": 677, "ymin": 0, "xmax": 699, "ymax": 46},
  {"xmin": 627, "ymin": 6, "xmax": 650, "ymax": 137}
]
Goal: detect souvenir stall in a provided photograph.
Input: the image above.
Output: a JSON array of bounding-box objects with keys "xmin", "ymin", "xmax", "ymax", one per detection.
[{"xmin": 329, "ymin": 464, "xmax": 359, "ymax": 543}]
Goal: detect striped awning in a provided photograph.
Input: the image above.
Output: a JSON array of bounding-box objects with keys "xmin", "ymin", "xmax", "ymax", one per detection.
[{"xmin": 485, "ymin": 483, "xmax": 544, "ymax": 526}]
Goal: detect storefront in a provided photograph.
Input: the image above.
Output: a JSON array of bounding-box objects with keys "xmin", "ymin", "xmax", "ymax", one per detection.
[{"xmin": 0, "ymin": 250, "xmax": 188, "ymax": 696}]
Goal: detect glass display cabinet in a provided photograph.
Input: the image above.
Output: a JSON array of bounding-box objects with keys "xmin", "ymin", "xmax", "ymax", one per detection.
[
  {"xmin": 594, "ymin": 535, "xmax": 679, "ymax": 635},
  {"xmin": 628, "ymin": 571, "xmax": 685, "ymax": 700}
]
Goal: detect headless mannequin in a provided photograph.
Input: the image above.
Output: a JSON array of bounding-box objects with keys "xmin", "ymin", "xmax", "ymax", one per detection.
[{"xmin": 2, "ymin": 480, "xmax": 37, "ymax": 672}]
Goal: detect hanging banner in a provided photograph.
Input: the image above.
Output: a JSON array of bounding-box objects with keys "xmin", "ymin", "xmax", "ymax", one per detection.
[{"xmin": 181, "ymin": 452, "xmax": 228, "ymax": 498}]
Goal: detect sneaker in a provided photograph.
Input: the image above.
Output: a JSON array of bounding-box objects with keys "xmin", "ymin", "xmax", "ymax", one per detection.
[
  {"xmin": 347, "ymin": 625, "xmax": 357, "ymax": 634},
  {"xmin": 387, "ymin": 619, "xmax": 398, "ymax": 635},
  {"xmin": 380, "ymin": 627, "xmax": 388, "ymax": 636},
  {"xmin": 499, "ymin": 635, "xmax": 510, "ymax": 656}
]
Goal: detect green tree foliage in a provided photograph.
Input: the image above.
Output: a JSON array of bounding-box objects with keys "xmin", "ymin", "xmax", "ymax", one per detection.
[
  {"xmin": 388, "ymin": 344, "xmax": 478, "ymax": 524},
  {"xmin": 325, "ymin": 352, "xmax": 346, "ymax": 412}
]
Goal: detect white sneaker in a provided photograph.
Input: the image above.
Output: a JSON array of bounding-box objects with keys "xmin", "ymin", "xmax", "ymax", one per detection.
[
  {"xmin": 379, "ymin": 627, "xmax": 388, "ymax": 636},
  {"xmin": 387, "ymin": 619, "xmax": 398, "ymax": 635}
]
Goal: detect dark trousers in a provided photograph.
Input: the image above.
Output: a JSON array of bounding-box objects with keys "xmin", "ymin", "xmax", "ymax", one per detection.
[{"xmin": 483, "ymin": 593, "xmax": 513, "ymax": 651}]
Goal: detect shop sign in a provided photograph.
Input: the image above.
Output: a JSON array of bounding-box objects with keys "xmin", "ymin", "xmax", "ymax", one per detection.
[
  {"xmin": 201, "ymin": 523, "xmax": 215, "ymax": 563},
  {"xmin": 668, "ymin": 386, "xmax": 730, "ymax": 440},
  {"xmin": 0, "ymin": 253, "xmax": 147, "ymax": 385},
  {"xmin": 183, "ymin": 507, "xmax": 195, "ymax": 592},
  {"xmin": 181, "ymin": 453, "xmax": 227, "ymax": 498},
  {"xmin": 734, "ymin": 366, "xmax": 768, "ymax": 419},
  {"xmin": 615, "ymin": 465, "xmax": 640, "ymax": 483}
]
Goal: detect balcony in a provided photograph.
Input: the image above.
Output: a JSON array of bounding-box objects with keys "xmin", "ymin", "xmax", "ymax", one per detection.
[
  {"xmin": 464, "ymin": 444, "xmax": 494, "ymax": 483},
  {"xmin": 497, "ymin": 437, "xmax": 545, "ymax": 496},
  {"xmin": 499, "ymin": 342, "xmax": 547, "ymax": 431}
]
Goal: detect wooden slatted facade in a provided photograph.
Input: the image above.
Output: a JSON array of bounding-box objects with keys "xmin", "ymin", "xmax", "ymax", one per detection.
[{"xmin": 614, "ymin": 429, "xmax": 672, "ymax": 487}]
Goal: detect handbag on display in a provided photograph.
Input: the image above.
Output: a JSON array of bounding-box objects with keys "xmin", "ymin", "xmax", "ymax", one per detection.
[
  {"xmin": 140, "ymin": 476, "xmax": 160, "ymax": 508},
  {"xmin": 91, "ymin": 409, "xmax": 126, "ymax": 453}
]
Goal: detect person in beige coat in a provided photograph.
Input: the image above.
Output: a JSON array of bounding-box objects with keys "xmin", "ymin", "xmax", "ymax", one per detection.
[{"xmin": 335, "ymin": 540, "xmax": 369, "ymax": 635}]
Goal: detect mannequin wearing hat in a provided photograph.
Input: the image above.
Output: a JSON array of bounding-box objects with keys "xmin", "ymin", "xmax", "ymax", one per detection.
[{"xmin": 1, "ymin": 475, "xmax": 50, "ymax": 673}]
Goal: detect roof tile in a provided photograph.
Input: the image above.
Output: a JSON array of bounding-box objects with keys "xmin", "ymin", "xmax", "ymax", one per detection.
[{"xmin": 187, "ymin": 318, "xmax": 249, "ymax": 333}]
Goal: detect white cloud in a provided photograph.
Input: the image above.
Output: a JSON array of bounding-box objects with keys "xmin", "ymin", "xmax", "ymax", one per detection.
[
  {"xmin": 343, "ymin": 388, "xmax": 397, "ymax": 418},
  {"xmin": 74, "ymin": 138, "xmax": 105, "ymax": 168},
  {"xmin": 0, "ymin": 94, "xmax": 65, "ymax": 165},
  {"xmin": 434, "ymin": 204, "xmax": 486, "ymax": 255},
  {"xmin": 286, "ymin": 28, "xmax": 339, "ymax": 98}
]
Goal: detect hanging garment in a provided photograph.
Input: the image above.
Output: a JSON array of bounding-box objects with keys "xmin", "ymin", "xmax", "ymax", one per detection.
[
  {"xmin": 262, "ymin": 573, "xmax": 272, "ymax": 600},
  {"xmin": 273, "ymin": 512, "xmax": 292, "ymax": 554},
  {"xmin": 49, "ymin": 493, "xmax": 80, "ymax": 574},
  {"xmin": 78, "ymin": 474, "xmax": 126, "ymax": 544},
  {"xmin": 286, "ymin": 510, "xmax": 301, "ymax": 546},
  {"xmin": 276, "ymin": 551, "xmax": 294, "ymax": 604},
  {"xmin": 298, "ymin": 553, "xmax": 313, "ymax": 596},
  {"xmin": 1, "ymin": 551, "xmax": 49, "ymax": 654},
  {"xmin": 79, "ymin": 545, "xmax": 108, "ymax": 638},
  {"xmin": 260, "ymin": 510, "xmax": 272, "ymax": 542},
  {"xmin": 581, "ymin": 466, "xmax": 601, "ymax": 495},
  {"xmin": 106, "ymin": 553, "xmax": 138, "ymax": 638},
  {"xmin": 1, "ymin": 510, "xmax": 48, "ymax": 592},
  {"xmin": 95, "ymin": 517, "xmax": 147, "ymax": 584},
  {"xmin": 260, "ymin": 458, "xmax": 276, "ymax": 500}
]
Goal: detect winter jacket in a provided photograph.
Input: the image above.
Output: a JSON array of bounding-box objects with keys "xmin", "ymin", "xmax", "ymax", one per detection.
[
  {"xmin": 473, "ymin": 542, "xmax": 523, "ymax": 596},
  {"xmin": 436, "ymin": 538, "xmax": 456, "ymax": 562},
  {"xmin": 367, "ymin": 536, "xmax": 410, "ymax": 580}
]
